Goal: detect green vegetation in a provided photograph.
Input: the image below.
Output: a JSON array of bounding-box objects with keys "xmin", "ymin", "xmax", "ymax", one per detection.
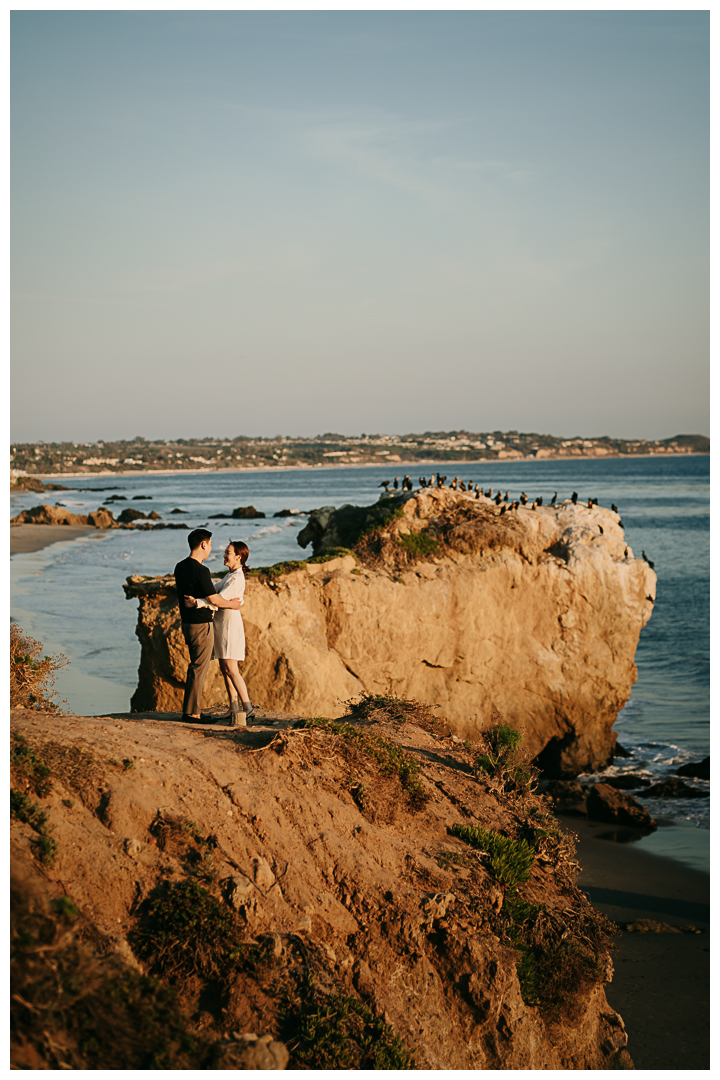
[
  {"xmin": 449, "ymin": 755, "xmax": 614, "ymax": 1015},
  {"xmin": 349, "ymin": 691, "xmax": 440, "ymax": 730},
  {"xmin": 473, "ymin": 722, "xmax": 537, "ymax": 796},
  {"xmin": 10, "ymin": 624, "xmax": 68, "ymax": 712},
  {"xmin": 398, "ymin": 532, "xmax": 440, "ymax": 558},
  {"xmin": 132, "ymin": 878, "xmax": 249, "ymax": 982},
  {"xmin": 295, "ymin": 718, "xmax": 430, "ymax": 811},
  {"xmin": 10, "ymin": 789, "xmax": 58, "ymax": 866},
  {"xmin": 450, "ymin": 824, "xmax": 535, "ymax": 892},
  {"xmin": 11, "ymin": 735, "xmax": 52, "ymax": 797},
  {"xmin": 245, "ymin": 546, "xmax": 355, "ymax": 581},
  {"xmin": 11, "ymin": 882, "xmax": 205, "ymax": 1069},
  {"xmin": 282, "ymin": 972, "xmax": 415, "ymax": 1070}
]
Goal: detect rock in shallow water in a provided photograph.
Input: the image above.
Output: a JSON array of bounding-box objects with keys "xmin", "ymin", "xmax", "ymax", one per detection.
[{"xmin": 586, "ymin": 783, "xmax": 657, "ymax": 831}]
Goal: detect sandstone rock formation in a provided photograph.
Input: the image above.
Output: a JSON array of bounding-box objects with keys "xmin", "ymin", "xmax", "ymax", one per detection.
[
  {"xmin": 10, "ymin": 705, "xmax": 632, "ymax": 1069},
  {"xmin": 124, "ymin": 489, "xmax": 655, "ymax": 777},
  {"xmin": 11, "ymin": 503, "xmax": 114, "ymax": 527}
]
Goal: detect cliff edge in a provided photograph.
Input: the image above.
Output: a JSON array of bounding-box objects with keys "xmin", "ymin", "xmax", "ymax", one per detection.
[
  {"xmin": 11, "ymin": 703, "xmax": 632, "ymax": 1069},
  {"xmin": 124, "ymin": 489, "xmax": 655, "ymax": 777}
]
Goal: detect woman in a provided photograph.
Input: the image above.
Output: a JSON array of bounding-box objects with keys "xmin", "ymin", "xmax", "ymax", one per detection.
[{"xmin": 184, "ymin": 540, "xmax": 255, "ymax": 727}]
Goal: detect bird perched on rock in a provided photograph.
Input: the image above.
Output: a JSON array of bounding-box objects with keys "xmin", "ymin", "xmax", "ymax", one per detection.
[
  {"xmin": 571, "ymin": 491, "xmax": 578, "ymax": 504},
  {"xmin": 402, "ymin": 475, "xmax": 413, "ymax": 491},
  {"xmin": 511, "ymin": 500, "xmax": 519, "ymax": 510},
  {"xmin": 485, "ymin": 487, "xmax": 492, "ymax": 498},
  {"xmin": 587, "ymin": 499, "xmax": 593, "ymax": 508},
  {"xmin": 475, "ymin": 487, "xmax": 481, "ymax": 499},
  {"xmin": 393, "ymin": 477, "xmax": 399, "ymax": 489},
  {"xmin": 536, "ymin": 496, "xmax": 543, "ymax": 507},
  {"xmin": 642, "ymin": 551, "xmax": 655, "ymax": 570},
  {"xmin": 459, "ymin": 480, "xmax": 466, "ymax": 491},
  {"xmin": 450, "ymin": 477, "xmax": 458, "ymax": 490},
  {"xmin": 499, "ymin": 504, "xmax": 507, "ymax": 515},
  {"xmin": 379, "ymin": 480, "xmax": 390, "ymax": 490},
  {"xmin": 624, "ymin": 547, "xmax": 628, "ymax": 557},
  {"xmin": 550, "ymin": 492, "xmax": 557, "ymax": 505},
  {"xmin": 437, "ymin": 475, "xmax": 446, "ymax": 487},
  {"xmin": 494, "ymin": 492, "xmax": 502, "ymax": 505},
  {"xmin": 504, "ymin": 490, "xmax": 510, "ymax": 501},
  {"xmin": 611, "ymin": 503, "xmax": 619, "ymax": 513},
  {"xmin": 520, "ymin": 492, "xmax": 527, "ymax": 505},
  {"xmin": 429, "ymin": 473, "xmax": 436, "ymax": 487}
]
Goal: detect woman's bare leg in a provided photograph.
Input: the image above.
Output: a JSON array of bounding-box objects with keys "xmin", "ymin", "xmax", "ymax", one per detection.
[
  {"xmin": 219, "ymin": 665, "xmax": 238, "ymax": 707},
  {"xmin": 219, "ymin": 659, "xmax": 250, "ymax": 705}
]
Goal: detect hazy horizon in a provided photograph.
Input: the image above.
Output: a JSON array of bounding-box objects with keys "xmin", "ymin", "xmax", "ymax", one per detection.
[{"xmin": 11, "ymin": 11, "xmax": 708, "ymax": 444}]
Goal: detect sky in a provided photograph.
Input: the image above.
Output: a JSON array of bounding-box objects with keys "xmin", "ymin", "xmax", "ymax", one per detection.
[{"xmin": 11, "ymin": 9, "xmax": 709, "ymax": 444}]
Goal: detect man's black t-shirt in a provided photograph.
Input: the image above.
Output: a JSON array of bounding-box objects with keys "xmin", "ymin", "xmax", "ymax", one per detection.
[{"xmin": 174, "ymin": 557, "xmax": 215, "ymax": 625}]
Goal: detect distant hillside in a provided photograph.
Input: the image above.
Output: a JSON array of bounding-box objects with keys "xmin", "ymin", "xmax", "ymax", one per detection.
[{"xmin": 10, "ymin": 431, "xmax": 709, "ymax": 477}]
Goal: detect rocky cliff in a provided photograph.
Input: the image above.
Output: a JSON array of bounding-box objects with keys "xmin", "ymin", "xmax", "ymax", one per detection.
[
  {"xmin": 10, "ymin": 703, "xmax": 632, "ymax": 1069},
  {"xmin": 124, "ymin": 489, "xmax": 656, "ymax": 777}
]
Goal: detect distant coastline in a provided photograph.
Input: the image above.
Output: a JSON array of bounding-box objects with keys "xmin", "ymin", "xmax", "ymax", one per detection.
[{"xmin": 12, "ymin": 450, "xmax": 710, "ymax": 485}]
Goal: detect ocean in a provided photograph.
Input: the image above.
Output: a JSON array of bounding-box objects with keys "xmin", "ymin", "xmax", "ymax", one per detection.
[{"xmin": 11, "ymin": 455, "xmax": 709, "ymax": 871}]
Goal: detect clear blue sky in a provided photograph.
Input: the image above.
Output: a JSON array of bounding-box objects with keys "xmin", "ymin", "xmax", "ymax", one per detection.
[{"xmin": 11, "ymin": 10, "xmax": 709, "ymax": 443}]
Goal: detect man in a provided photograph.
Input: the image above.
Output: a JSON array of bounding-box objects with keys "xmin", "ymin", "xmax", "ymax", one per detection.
[{"xmin": 174, "ymin": 528, "xmax": 241, "ymax": 723}]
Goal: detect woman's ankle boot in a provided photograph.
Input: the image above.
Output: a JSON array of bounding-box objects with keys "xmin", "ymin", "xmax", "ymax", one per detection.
[{"xmin": 230, "ymin": 700, "xmax": 246, "ymax": 728}]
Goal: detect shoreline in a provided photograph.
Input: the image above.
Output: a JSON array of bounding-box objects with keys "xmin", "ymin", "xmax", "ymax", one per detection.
[
  {"xmin": 10, "ymin": 524, "xmax": 109, "ymax": 556},
  {"xmin": 12, "ymin": 450, "xmax": 710, "ymax": 483},
  {"xmin": 564, "ymin": 815, "xmax": 709, "ymax": 1069}
]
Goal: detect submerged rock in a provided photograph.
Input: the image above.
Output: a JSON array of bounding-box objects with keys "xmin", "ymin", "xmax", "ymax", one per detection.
[{"xmin": 675, "ymin": 757, "xmax": 710, "ymax": 780}]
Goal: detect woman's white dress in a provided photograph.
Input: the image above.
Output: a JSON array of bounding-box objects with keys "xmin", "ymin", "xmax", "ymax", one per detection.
[{"xmin": 196, "ymin": 568, "xmax": 246, "ymax": 660}]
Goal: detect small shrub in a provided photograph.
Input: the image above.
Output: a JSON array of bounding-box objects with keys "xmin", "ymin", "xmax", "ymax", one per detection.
[
  {"xmin": 11, "ymin": 882, "xmax": 204, "ymax": 1069},
  {"xmin": 347, "ymin": 692, "xmax": 442, "ymax": 733},
  {"xmin": 51, "ymin": 896, "xmax": 79, "ymax": 919},
  {"xmin": 11, "ymin": 736, "xmax": 52, "ymax": 797},
  {"xmin": 11, "ymin": 789, "xmax": 58, "ymax": 866},
  {"xmin": 10, "ymin": 624, "xmax": 68, "ymax": 711},
  {"xmin": 473, "ymin": 722, "xmax": 537, "ymax": 797},
  {"xmin": 131, "ymin": 878, "xmax": 246, "ymax": 982},
  {"xmin": 281, "ymin": 972, "xmax": 415, "ymax": 1069}
]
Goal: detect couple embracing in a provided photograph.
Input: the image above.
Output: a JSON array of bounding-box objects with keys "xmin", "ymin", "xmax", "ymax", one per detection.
[{"xmin": 174, "ymin": 528, "xmax": 255, "ymax": 728}]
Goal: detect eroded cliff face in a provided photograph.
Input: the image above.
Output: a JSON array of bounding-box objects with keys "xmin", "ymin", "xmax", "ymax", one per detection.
[
  {"xmin": 124, "ymin": 489, "xmax": 655, "ymax": 776},
  {"xmin": 10, "ymin": 706, "xmax": 632, "ymax": 1069}
]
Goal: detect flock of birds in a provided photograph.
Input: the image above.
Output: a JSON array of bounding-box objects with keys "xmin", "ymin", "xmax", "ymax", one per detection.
[{"xmin": 377, "ymin": 474, "xmax": 656, "ymax": 569}]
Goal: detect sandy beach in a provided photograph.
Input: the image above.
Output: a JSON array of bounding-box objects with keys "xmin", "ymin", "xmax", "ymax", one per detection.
[
  {"xmin": 563, "ymin": 815, "xmax": 709, "ymax": 1069},
  {"xmin": 10, "ymin": 524, "xmax": 104, "ymax": 556}
]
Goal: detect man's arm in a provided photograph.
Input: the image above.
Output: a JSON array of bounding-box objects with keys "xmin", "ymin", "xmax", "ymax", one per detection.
[{"xmin": 205, "ymin": 593, "xmax": 242, "ymax": 610}]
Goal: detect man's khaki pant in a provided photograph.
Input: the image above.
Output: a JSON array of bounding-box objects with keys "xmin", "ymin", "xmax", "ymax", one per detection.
[{"xmin": 181, "ymin": 622, "xmax": 214, "ymax": 716}]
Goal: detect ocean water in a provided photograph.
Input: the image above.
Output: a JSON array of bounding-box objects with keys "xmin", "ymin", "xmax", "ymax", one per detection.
[{"xmin": 11, "ymin": 455, "xmax": 709, "ymax": 870}]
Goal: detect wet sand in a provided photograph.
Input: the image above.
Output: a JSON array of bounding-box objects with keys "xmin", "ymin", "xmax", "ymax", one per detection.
[
  {"xmin": 562, "ymin": 816, "xmax": 709, "ymax": 1069},
  {"xmin": 10, "ymin": 524, "xmax": 102, "ymax": 555}
]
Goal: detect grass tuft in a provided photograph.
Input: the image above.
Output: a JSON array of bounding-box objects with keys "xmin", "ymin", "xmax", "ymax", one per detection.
[{"xmin": 294, "ymin": 718, "xmax": 430, "ymax": 811}]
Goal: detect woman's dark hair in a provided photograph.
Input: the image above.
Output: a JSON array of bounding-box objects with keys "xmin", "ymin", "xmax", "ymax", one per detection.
[{"xmin": 229, "ymin": 540, "xmax": 250, "ymax": 573}]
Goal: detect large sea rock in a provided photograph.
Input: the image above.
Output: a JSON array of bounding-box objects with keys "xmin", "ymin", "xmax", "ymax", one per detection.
[{"xmin": 124, "ymin": 488, "xmax": 655, "ymax": 777}]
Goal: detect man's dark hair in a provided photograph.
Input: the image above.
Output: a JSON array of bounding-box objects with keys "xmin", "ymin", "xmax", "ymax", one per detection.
[{"xmin": 188, "ymin": 528, "xmax": 212, "ymax": 551}]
